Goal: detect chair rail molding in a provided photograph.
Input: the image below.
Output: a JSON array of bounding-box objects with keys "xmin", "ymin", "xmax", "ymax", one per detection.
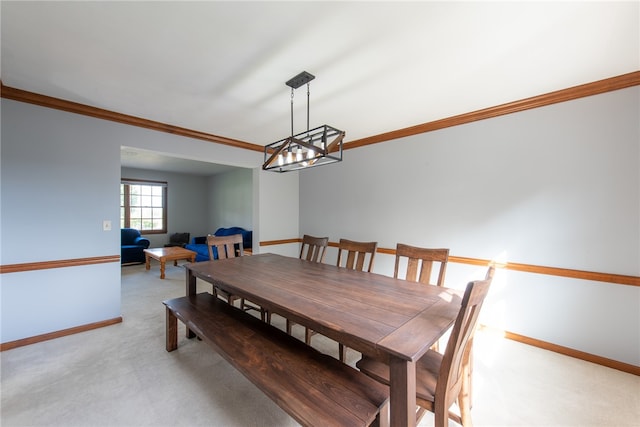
[
  {"xmin": 0, "ymin": 255, "xmax": 121, "ymax": 274},
  {"xmin": 262, "ymin": 239, "xmax": 639, "ymax": 287}
]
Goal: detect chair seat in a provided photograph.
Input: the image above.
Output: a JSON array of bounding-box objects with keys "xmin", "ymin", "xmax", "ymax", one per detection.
[{"xmin": 356, "ymin": 350, "xmax": 442, "ymax": 403}]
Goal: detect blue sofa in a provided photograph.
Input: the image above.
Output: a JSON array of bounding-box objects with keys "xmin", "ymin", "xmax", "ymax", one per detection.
[
  {"xmin": 121, "ymin": 228, "xmax": 151, "ymax": 264},
  {"xmin": 185, "ymin": 227, "xmax": 252, "ymax": 262}
]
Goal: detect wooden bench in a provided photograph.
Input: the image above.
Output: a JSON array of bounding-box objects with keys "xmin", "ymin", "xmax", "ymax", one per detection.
[{"xmin": 163, "ymin": 293, "xmax": 390, "ymax": 427}]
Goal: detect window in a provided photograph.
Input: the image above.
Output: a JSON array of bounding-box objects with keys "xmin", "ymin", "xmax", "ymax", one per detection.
[{"xmin": 120, "ymin": 179, "xmax": 167, "ymax": 234}]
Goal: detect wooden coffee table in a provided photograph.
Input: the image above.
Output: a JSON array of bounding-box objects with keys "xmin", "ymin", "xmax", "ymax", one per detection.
[{"xmin": 144, "ymin": 247, "xmax": 197, "ymax": 279}]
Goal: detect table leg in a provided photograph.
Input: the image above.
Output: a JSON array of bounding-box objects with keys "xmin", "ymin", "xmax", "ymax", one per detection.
[
  {"xmin": 389, "ymin": 357, "xmax": 417, "ymax": 427},
  {"xmin": 186, "ymin": 266, "xmax": 197, "ymax": 296},
  {"xmin": 166, "ymin": 306, "xmax": 177, "ymax": 352},
  {"xmin": 185, "ymin": 266, "xmax": 196, "ymax": 338},
  {"xmin": 145, "ymin": 254, "xmax": 150, "ymax": 270},
  {"xmin": 160, "ymin": 259, "xmax": 166, "ymax": 279}
]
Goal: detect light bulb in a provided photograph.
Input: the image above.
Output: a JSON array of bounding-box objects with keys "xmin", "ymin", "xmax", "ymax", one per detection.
[
  {"xmin": 277, "ymin": 153, "xmax": 284, "ymax": 166},
  {"xmin": 286, "ymin": 151, "xmax": 293, "ymax": 164},
  {"xmin": 296, "ymin": 148, "xmax": 303, "ymax": 162}
]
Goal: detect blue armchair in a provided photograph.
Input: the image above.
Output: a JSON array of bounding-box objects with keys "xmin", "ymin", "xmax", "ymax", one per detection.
[
  {"xmin": 185, "ymin": 227, "xmax": 252, "ymax": 262},
  {"xmin": 121, "ymin": 228, "xmax": 151, "ymax": 264}
]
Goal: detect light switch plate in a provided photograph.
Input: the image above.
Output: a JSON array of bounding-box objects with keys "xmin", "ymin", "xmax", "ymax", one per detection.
[{"xmin": 103, "ymin": 220, "xmax": 112, "ymax": 231}]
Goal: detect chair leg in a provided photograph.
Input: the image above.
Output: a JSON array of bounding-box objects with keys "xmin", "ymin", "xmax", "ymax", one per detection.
[
  {"xmin": 240, "ymin": 300, "xmax": 269, "ymax": 322},
  {"xmin": 458, "ymin": 392, "xmax": 472, "ymax": 426},
  {"xmin": 434, "ymin": 401, "xmax": 448, "ymax": 427},
  {"xmin": 458, "ymin": 361, "xmax": 473, "ymax": 427},
  {"xmin": 339, "ymin": 343, "xmax": 346, "ymax": 362},
  {"xmin": 468, "ymin": 345, "xmax": 474, "ymax": 409}
]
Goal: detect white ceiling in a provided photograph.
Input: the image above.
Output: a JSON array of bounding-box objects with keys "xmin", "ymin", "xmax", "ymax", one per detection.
[{"xmin": 2, "ymin": 1, "xmax": 638, "ymax": 174}]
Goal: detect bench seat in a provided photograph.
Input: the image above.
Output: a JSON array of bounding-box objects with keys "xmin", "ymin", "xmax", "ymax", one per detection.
[{"xmin": 163, "ymin": 293, "xmax": 389, "ymax": 427}]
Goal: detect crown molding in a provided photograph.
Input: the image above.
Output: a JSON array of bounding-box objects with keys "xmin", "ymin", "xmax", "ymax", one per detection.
[
  {"xmin": 345, "ymin": 70, "xmax": 640, "ymax": 149},
  {"xmin": 0, "ymin": 82, "xmax": 264, "ymax": 153},
  {"xmin": 2, "ymin": 71, "xmax": 638, "ymax": 153}
]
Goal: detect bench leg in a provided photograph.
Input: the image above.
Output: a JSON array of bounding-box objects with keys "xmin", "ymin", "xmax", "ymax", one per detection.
[
  {"xmin": 371, "ymin": 400, "xmax": 389, "ymax": 427},
  {"xmin": 166, "ymin": 307, "xmax": 178, "ymax": 352}
]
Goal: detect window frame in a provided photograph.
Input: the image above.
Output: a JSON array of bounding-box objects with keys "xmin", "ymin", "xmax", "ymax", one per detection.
[{"xmin": 121, "ymin": 178, "xmax": 168, "ymax": 235}]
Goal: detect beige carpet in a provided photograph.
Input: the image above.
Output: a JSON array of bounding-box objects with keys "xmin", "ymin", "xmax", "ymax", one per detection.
[{"xmin": 1, "ymin": 262, "xmax": 638, "ymax": 426}]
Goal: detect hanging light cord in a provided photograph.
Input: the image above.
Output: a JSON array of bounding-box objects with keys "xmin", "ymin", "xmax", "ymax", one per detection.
[
  {"xmin": 306, "ymin": 82, "xmax": 310, "ymax": 132},
  {"xmin": 290, "ymin": 87, "xmax": 294, "ymax": 138},
  {"xmin": 289, "ymin": 82, "xmax": 311, "ymax": 136}
]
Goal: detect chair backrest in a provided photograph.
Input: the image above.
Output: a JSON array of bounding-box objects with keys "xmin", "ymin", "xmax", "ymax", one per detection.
[
  {"xmin": 394, "ymin": 243, "xmax": 449, "ymax": 287},
  {"xmin": 437, "ymin": 267, "xmax": 494, "ymax": 410},
  {"xmin": 214, "ymin": 227, "xmax": 252, "ymax": 250},
  {"xmin": 336, "ymin": 238, "xmax": 378, "ymax": 272},
  {"xmin": 299, "ymin": 234, "xmax": 329, "ymax": 263},
  {"xmin": 206, "ymin": 234, "xmax": 243, "ymax": 260}
]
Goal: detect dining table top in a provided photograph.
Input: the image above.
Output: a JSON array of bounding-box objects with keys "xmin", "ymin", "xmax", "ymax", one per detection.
[{"xmin": 185, "ymin": 252, "xmax": 462, "ymax": 363}]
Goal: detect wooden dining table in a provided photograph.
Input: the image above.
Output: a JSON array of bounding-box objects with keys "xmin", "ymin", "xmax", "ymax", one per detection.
[{"xmin": 184, "ymin": 253, "xmax": 462, "ymax": 427}]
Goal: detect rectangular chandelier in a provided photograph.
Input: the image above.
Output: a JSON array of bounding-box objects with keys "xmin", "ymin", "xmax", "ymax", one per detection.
[
  {"xmin": 262, "ymin": 71, "xmax": 345, "ymax": 173},
  {"xmin": 262, "ymin": 125, "xmax": 344, "ymax": 173}
]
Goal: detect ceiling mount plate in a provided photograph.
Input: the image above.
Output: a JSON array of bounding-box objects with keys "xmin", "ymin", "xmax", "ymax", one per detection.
[{"xmin": 286, "ymin": 71, "xmax": 315, "ymax": 89}]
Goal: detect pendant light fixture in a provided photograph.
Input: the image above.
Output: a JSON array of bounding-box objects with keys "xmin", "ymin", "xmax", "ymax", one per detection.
[{"xmin": 262, "ymin": 71, "xmax": 345, "ymax": 172}]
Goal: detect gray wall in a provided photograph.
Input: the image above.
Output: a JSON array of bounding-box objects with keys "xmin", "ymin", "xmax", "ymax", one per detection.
[
  {"xmin": 0, "ymin": 98, "xmax": 267, "ymax": 344},
  {"xmin": 208, "ymin": 168, "xmax": 253, "ymax": 232},
  {"xmin": 1, "ymin": 100, "xmax": 122, "ymax": 342},
  {"xmin": 120, "ymin": 167, "xmax": 254, "ymax": 249},
  {"xmin": 122, "ymin": 168, "xmax": 253, "ymax": 251},
  {"xmin": 2, "ymin": 86, "xmax": 638, "ymax": 368},
  {"xmin": 256, "ymin": 169, "xmax": 300, "ymax": 258},
  {"xmin": 120, "ymin": 167, "xmax": 210, "ymax": 248},
  {"xmin": 299, "ymin": 86, "xmax": 640, "ymax": 366}
]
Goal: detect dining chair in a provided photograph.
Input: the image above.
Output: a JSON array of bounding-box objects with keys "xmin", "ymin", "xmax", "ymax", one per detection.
[
  {"xmin": 467, "ymin": 265, "xmax": 496, "ymax": 408},
  {"xmin": 206, "ymin": 233, "xmax": 244, "ymax": 260},
  {"xmin": 336, "ymin": 238, "xmax": 378, "ymax": 272},
  {"xmin": 286, "ymin": 235, "xmax": 330, "ymax": 337},
  {"xmin": 356, "ymin": 267, "xmax": 494, "ymax": 427},
  {"xmin": 395, "ymin": 243, "xmax": 450, "ymax": 351},
  {"xmin": 299, "ymin": 234, "xmax": 329, "ymax": 263},
  {"xmin": 206, "ymin": 234, "xmax": 266, "ymax": 321},
  {"xmin": 395, "ymin": 243, "xmax": 449, "ymax": 286},
  {"xmin": 328, "ymin": 238, "xmax": 378, "ymax": 361}
]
